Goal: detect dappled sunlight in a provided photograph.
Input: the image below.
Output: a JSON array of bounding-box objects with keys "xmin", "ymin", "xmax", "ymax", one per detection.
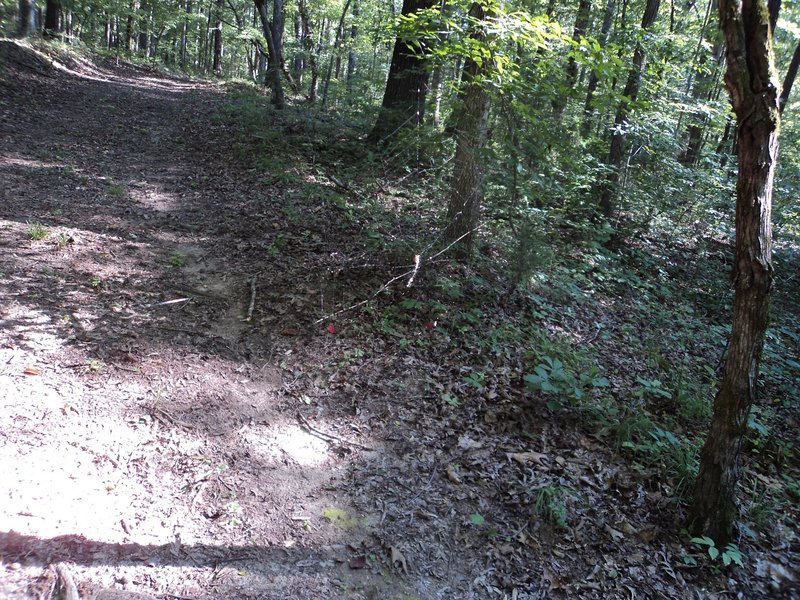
[
  {"xmin": 248, "ymin": 424, "xmax": 332, "ymax": 467},
  {"xmin": 0, "ymin": 155, "xmax": 64, "ymax": 170}
]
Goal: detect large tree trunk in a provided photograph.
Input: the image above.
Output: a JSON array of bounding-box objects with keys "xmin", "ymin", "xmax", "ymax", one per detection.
[
  {"xmin": 44, "ymin": 0, "xmax": 60, "ymax": 35},
  {"xmin": 254, "ymin": 0, "xmax": 285, "ymax": 108},
  {"xmin": 17, "ymin": 0, "xmax": 34, "ymax": 37},
  {"xmin": 368, "ymin": 0, "xmax": 435, "ymax": 144},
  {"xmin": 596, "ymin": 0, "xmax": 660, "ymax": 220},
  {"xmin": 443, "ymin": 2, "xmax": 493, "ymax": 258},
  {"xmin": 688, "ymin": 0, "xmax": 779, "ymax": 546}
]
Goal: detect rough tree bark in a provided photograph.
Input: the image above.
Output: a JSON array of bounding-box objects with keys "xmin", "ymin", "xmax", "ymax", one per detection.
[
  {"xmin": 443, "ymin": 2, "xmax": 493, "ymax": 258},
  {"xmin": 688, "ymin": 0, "xmax": 779, "ymax": 545},
  {"xmin": 368, "ymin": 0, "xmax": 435, "ymax": 144},
  {"xmin": 254, "ymin": 0, "xmax": 285, "ymax": 108}
]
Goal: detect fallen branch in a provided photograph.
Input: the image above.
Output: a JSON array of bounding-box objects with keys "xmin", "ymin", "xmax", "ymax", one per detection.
[
  {"xmin": 296, "ymin": 413, "xmax": 373, "ymax": 451},
  {"xmin": 246, "ymin": 276, "xmax": 257, "ymax": 322}
]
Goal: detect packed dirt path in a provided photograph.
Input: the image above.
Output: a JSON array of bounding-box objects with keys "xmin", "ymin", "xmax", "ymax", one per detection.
[{"xmin": 0, "ymin": 41, "xmax": 430, "ymax": 600}]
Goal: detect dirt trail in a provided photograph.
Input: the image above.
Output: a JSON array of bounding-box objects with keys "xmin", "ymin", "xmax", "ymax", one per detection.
[{"xmin": 0, "ymin": 42, "xmax": 421, "ymax": 600}]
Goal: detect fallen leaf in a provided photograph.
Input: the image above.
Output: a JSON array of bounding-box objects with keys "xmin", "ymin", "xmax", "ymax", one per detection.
[
  {"xmin": 326, "ymin": 323, "xmax": 337, "ymax": 334},
  {"xmin": 23, "ymin": 366, "xmax": 40, "ymax": 376},
  {"xmin": 446, "ymin": 464, "xmax": 462, "ymax": 484},
  {"xmin": 605, "ymin": 524, "xmax": 625, "ymax": 542},
  {"xmin": 458, "ymin": 435, "xmax": 483, "ymax": 450},
  {"xmin": 507, "ymin": 451, "xmax": 548, "ymax": 468},
  {"xmin": 390, "ymin": 546, "xmax": 408, "ymax": 574}
]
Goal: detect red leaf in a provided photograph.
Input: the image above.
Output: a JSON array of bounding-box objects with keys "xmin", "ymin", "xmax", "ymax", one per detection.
[
  {"xmin": 424, "ymin": 321, "xmax": 435, "ymax": 331},
  {"xmin": 326, "ymin": 323, "xmax": 337, "ymax": 334}
]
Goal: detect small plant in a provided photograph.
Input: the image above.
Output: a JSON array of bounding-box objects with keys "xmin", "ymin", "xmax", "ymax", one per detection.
[
  {"xmin": 169, "ymin": 251, "xmax": 186, "ymax": 267},
  {"xmin": 55, "ymin": 232, "xmax": 72, "ymax": 248},
  {"xmin": 27, "ymin": 221, "xmax": 49, "ymax": 241},
  {"xmin": 534, "ymin": 485, "xmax": 569, "ymax": 528},
  {"xmin": 634, "ymin": 378, "xmax": 672, "ymax": 401},
  {"xmin": 338, "ymin": 347, "xmax": 365, "ymax": 367},
  {"xmin": 441, "ymin": 392, "xmax": 460, "ymax": 407},
  {"xmin": 106, "ymin": 181, "xmax": 126, "ymax": 197},
  {"xmin": 524, "ymin": 356, "xmax": 609, "ymax": 410},
  {"xmin": 463, "ymin": 370, "xmax": 486, "ymax": 391},
  {"xmin": 90, "ymin": 276, "xmax": 102, "ymax": 289},
  {"xmin": 689, "ymin": 536, "xmax": 744, "ymax": 567}
]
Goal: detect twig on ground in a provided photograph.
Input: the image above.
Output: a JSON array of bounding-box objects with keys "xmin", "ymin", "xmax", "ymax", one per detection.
[
  {"xmin": 246, "ymin": 275, "xmax": 257, "ymax": 322},
  {"xmin": 296, "ymin": 413, "xmax": 373, "ymax": 451},
  {"xmin": 312, "ymin": 268, "xmax": 414, "ymax": 325},
  {"xmin": 55, "ymin": 564, "xmax": 80, "ymax": 600},
  {"xmin": 406, "ymin": 254, "xmax": 421, "ymax": 288},
  {"xmin": 144, "ymin": 297, "xmax": 191, "ymax": 308}
]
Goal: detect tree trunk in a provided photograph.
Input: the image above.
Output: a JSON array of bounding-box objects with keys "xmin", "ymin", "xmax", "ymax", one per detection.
[
  {"xmin": 581, "ymin": 0, "xmax": 616, "ymax": 136},
  {"xmin": 44, "ymin": 0, "xmax": 60, "ymax": 36},
  {"xmin": 368, "ymin": 0, "xmax": 435, "ymax": 144},
  {"xmin": 688, "ymin": 0, "xmax": 779, "ymax": 546},
  {"xmin": 443, "ymin": 2, "xmax": 493, "ymax": 258},
  {"xmin": 297, "ymin": 0, "xmax": 318, "ymax": 101},
  {"xmin": 212, "ymin": 0, "xmax": 224, "ymax": 75},
  {"xmin": 254, "ymin": 0, "xmax": 285, "ymax": 108},
  {"xmin": 125, "ymin": 0, "xmax": 136, "ymax": 52},
  {"xmin": 554, "ymin": 0, "xmax": 593, "ymax": 118},
  {"xmin": 321, "ymin": 0, "xmax": 351, "ymax": 108},
  {"xmin": 597, "ymin": 0, "xmax": 660, "ymax": 221},
  {"xmin": 779, "ymin": 39, "xmax": 800, "ymax": 113},
  {"xmin": 680, "ymin": 0, "xmax": 724, "ymax": 166},
  {"xmin": 346, "ymin": 0, "xmax": 359, "ymax": 94},
  {"xmin": 17, "ymin": 0, "xmax": 34, "ymax": 37}
]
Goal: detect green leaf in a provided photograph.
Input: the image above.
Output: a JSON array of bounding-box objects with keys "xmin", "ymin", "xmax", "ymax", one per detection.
[
  {"xmin": 708, "ymin": 546, "xmax": 719, "ymax": 560},
  {"xmin": 469, "ymin": 513, "xmax": 485, "ymax": 525},
  {"xmin": 690, "ymin": 536, "xmax": 714, "ymax": 547}
]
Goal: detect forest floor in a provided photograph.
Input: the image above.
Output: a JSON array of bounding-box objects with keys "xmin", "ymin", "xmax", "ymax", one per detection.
[{"xmin": 1, "ymin": 40, "xmax": 799, "ymax": 600}]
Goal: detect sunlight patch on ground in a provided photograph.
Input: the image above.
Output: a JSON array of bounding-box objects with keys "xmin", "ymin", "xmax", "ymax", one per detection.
[
  {"xmin": 248, "ymin": 424, "xmax": 331, "ymax": 467},
  {"xmin": 0, "ymin": 155, "xmax": 63, "ymax": 170},
  {"xmin": 0, "ymin": 304, "xmax": 67, "ymax": 353}
]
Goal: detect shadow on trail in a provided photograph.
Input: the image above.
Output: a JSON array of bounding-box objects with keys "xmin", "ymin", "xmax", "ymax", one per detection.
[{"xmin": 0, "ymin": 530, "xmax": 348, "ymax": 570}]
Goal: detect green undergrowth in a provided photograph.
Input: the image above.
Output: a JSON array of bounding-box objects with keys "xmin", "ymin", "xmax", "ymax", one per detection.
[{"xmin": 214, "ymin": 83, "xmax": 800, "ymax": 544}]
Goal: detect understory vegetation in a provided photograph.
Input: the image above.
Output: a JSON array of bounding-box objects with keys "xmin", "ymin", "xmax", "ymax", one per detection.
[{"xmin": 215, "ymin": 81, "xmax": 800, "ymax": 565}]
